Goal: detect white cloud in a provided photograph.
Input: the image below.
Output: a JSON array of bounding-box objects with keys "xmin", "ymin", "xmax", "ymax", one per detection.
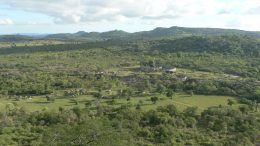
[
  {"xmin": 230, "ymin": 15, "xmax": 260, "ymax": 31},
  {"xmin": 0, "ymin": 18, "xmax": 14, "ymax": 25},
  {"xmin": 0, "ymin": 0, "xmax": 260, "ymax": 31},
  {"xmin": 248, "ymin": 6, "xmax": 260, "ymax": 15},
  {"xmin": 0, "ymin": 0, "xmax": 253, "ymax": 24}
]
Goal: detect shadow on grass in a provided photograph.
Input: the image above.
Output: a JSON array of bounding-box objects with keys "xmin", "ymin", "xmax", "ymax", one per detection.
[
  {"xmin": 178, "ymin": 95, "xmax": 191, "ymax": 98},
  {"xmin": 141, "ymin": 103, "xmax": 154, "ymax": 106},
  {"xmin": 28, "ymin": 101, "xmax": 50, "ymax": 104},
  {"xmin": 64, "ymin": 104, "xmax": 75, "ymax": 106}
]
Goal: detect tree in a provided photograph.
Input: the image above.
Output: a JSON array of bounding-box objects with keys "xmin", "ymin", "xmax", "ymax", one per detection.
[
  {"xmin": 108, "ymin": 99, "xmax": 116, "ymax": 105},
  {"xmin": 42, "ymin": 119, "xmax": 131, "ymax": 146},
  {"xmin": 94, "ymin": 92, "xmax": 103, "ymax": 99},
  {"xmin": 85, "ymin": 100, "xmax": 92, "ymax": 108},
  {"xmin": 188, "ymin": 90, "xmax": 194, "ymax": 96},
  {"xmin": 151, "ymin": 96, "xmax": 159, "ymax": 104},
  {"xmin": 72, "ymin": 106, "xmax": 81, "ymax": 119},
  {"xmin": 71, "ymin": 99, "xmax": 78, "ymax": 105},
  {"xmin": 156, "ymin": 84, "xmax": 166, "ymax": 94},
  {"xmin": 58, "ymin": 107, "xmax": 64, "ymax": 113},
  {"xmin": 165, "ymin": 104, "xmax": 178, "ymax": 116},
  {"xmin": 184, "ymin": 107, "xmax": 198, "ymax": 117},
  {"xmin": 46, "ymin": 96, "xmax": 55, "ymax": 102},
  {"xmin": 251, "ymin": 100, "xmax": 258, "ymax": 112},
  {"xmin": 138, "ymin": 100, "xmax": 144, "ymax": 105},
  {"xmin": 166, "ymin": 90, "xmax": 175, "ymax": 99},
  {"xmin": 5, "ymin": 103, "xmax": 16, "ymax": 113},
  {"xmin": 239, "ymin": 106, "xmax": 249, "ymax": 114},
  {"xmin": 121, "ymin": 88, "xmax": 133, "ymax": 98},
  {"xmin": 227, "ymin": 99, "xmax": 235, "ymax": 106},
  {"xmin": 136, "ymin": 104, "xmax": 141, "ymax": 110},
  {"xmin": 157, "ymin": 104, "xmax": 178, "ymax": 117}
]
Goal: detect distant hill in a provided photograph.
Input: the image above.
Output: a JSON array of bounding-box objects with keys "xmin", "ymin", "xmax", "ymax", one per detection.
[
  {"xmin": 46, "ymin": 30, "xmax": 130, "ymax": 41},
  {"xmin": 1, "ymin": 26, "xmax": 260, "ymax": 42},
  {"xmin": 1, "ymin": 34, "xmax": 259, "ymax": 58},
  {"xmin": 0, "ymin": 35, "xmax": 34, "ymax": 42},
  {"xmin": 44, "ymin": 26, "xmax": 260, "ymax": 41},
  {"xmin": 134, "ymin": 26, "xmax": 260, "ymax": 39}
]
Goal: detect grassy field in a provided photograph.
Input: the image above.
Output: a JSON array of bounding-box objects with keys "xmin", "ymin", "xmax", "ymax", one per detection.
[
  {"xmin": 113, "ymin": 94, "xmax": 238, "ymax": 111},
  {"xmin": 0, "ymin": 40, "xmax": 67, "ymax": 48},
  {"xmin": 0, "ymin": 93, "xmax": 238, "ymax": 113}
]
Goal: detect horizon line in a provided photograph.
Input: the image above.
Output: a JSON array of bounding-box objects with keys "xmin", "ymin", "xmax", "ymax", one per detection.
[{"xmin": 1, "ymin": 25, "xmax": 260, "ymax": 36}]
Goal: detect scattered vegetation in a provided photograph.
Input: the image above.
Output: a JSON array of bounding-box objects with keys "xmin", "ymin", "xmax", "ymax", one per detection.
[{"xmin": 0, "ymin": 27, "xmax": 259, "ymax": 145}]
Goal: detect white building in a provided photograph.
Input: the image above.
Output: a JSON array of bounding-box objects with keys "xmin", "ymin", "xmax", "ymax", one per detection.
[{"xmin": 166, "ymin": 68, "xmax": 177, "ymax": 73}]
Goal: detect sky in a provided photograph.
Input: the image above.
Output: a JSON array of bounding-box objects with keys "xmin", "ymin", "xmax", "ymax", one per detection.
[{"xmin": 0, "ymin": 0, "xmax": 260, "ymax": 34}]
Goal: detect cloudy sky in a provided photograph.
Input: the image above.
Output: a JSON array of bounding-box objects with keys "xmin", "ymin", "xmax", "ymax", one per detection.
[{"xmin": 0, "ymin": 0, "xmax": 260, "ymax": 34}]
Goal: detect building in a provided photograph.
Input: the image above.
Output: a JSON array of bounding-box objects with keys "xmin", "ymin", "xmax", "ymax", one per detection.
[{"xmin": 165, "ymin": 68, "xmax": 177, "ymax": 73}]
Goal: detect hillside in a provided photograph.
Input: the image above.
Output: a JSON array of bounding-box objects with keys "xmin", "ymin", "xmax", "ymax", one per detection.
[
  {"xmin": 1, "ymin": 35, "xmax": 259, "ymax": 58},
  {"xmin": 2, "ymin": 26, "xmax": 260, "ymax": 42},
  {"xmin": 0, "ymin": 35, "xmax": 34, "ymax": 42},
  {"xmin": 0, "ymin": 27, "xmax": 259, "ymax": 146},
  {"xmin": 151, "ymin": 35, "xmax": 260, "ymax": 57},
  {"xmin": 136, "ymin": 26, "xmax": 260, "ymax": 39},
  {"xmin": 46, "ymin": 26, "xmax": 260, "ymax": 41}
]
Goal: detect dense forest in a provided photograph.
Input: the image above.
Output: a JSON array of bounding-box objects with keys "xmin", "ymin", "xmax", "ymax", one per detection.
[{"xmin": 0, "ymin": 27, "xmax": 259, "ymax": 145}]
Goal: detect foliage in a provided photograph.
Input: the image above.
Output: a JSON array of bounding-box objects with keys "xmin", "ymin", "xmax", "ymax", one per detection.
[{"xmin": 0, "ymin": 29, "xmax": 260, "ymax": 145}]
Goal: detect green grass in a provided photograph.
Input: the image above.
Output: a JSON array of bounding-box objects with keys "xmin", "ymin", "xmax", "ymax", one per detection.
[
  {"xmin": 109, "ymin": 93, "xmax": 237, "ymax": 111},
  {"xmin": 0, "ymin": 59, "xmax": 248, "ymax": 114},
  {"xmin": 0, "ymin": 95, "xmax": 94, "ymax": 112},
  {"xmin": 0, "ymin": 93, "xmax": 238, "ymax": 113}
]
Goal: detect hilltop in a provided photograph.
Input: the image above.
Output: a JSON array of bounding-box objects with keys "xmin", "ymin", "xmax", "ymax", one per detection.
[{"xmin": 1, "ymin": 26, "xmax": 260, "ymax": 42}]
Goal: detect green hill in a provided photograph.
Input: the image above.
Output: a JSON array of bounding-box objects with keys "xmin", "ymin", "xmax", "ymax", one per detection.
[
  {"xmin": 150, "ymin": 35, "xmax": 260, "ymax": 57},
  {"xmin": 0, "ymin": 35, "xmax": 34, "ymax": 42},
  {"xmin": 2, "ymin": 26, "xmax": 260, "ymax": 42},
  {"xmin": 44, "ymin": 26, "xmax": 260, "ymax": 41}
]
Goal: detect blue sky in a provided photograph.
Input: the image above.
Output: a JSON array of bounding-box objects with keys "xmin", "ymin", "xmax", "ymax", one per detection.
[{"xmin": 0, "ymin": 0, "xmax": 260, "ymax": 34}]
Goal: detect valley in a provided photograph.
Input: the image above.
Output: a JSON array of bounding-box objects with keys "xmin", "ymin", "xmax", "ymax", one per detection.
[{"xmin": 0, "ymin": 27, "xmax": 259, "ymax": 145}]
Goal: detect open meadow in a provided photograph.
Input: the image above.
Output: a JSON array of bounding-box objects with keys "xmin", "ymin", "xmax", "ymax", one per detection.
[{"xmin": 0, "ymin": 93, "xmax": 238, "ymax": 112}]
